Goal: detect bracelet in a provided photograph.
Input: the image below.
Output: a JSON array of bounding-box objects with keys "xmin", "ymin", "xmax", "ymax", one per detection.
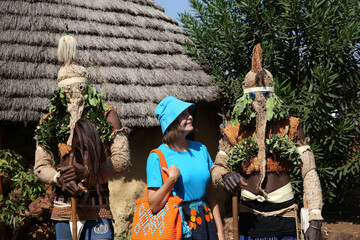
[
  {"xmin": 218, "ymin": 150, "xmax": 227, "ymax": 157},
  {"xmin": 53, "ymin": 172, "xmax": 61, "ymax": 186},
  {"xmin": 309, "ymin": 224, "xmax": 321, "ymax": 230}
]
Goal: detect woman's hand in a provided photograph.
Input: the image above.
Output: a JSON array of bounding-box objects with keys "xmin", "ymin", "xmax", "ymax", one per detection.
[
  {"xmin": 148, "ymin": 165, "xmax": 180, "ymax": 213},
  {"xmin": 162, "ymin": 165, "xmax": 180, "ymax": 182}
]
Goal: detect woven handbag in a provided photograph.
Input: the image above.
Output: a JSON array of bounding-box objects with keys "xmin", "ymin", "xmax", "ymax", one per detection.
[{"xmin": 132, "ymin": 149, "xmax": 183, "ymax": 240}]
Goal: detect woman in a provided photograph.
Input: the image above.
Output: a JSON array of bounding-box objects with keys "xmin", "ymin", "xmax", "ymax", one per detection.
[{"xmin": 147, "ymin": 96, "xmax": 225, "ymax": 240}]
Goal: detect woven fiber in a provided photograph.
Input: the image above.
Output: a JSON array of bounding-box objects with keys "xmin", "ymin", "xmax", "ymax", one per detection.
[{"xmin": 132, "ymin": 149, "xmax": 183, "ymax": 240}]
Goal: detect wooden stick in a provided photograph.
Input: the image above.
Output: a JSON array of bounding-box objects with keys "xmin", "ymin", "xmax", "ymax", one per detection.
[
  {"xmin": 69, "ymin": 153, "xmax": 77, "ymax": 240},
  {"xmin": 232, "ymin": 193, "xmax": 239, "ymax": 240},
  {"xmin": 71, "ymin": 197, "xmax": 77, "ymax": 240}
]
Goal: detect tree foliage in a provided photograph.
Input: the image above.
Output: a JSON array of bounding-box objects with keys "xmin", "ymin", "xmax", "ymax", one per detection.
[
  {"xmin": 179, "ymin": 0, "xmax": 360, "ymax": 210},
  {"xmin": 0, "ymin": 150, "xmax": 45, "ymax": 235}
]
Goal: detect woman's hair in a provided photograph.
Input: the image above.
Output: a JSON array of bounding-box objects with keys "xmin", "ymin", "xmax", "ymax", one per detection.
[
  {"xmin": 71, "ymin": 118, "xmax": 105, "ymax": 194},
  {"xmin": 162, "ymin": 118, "xmax": 182, "ymax": 144}
]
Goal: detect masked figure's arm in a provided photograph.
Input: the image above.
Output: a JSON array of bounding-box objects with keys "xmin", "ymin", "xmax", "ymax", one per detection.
[
  {"xmin": 34, "ymin": 143, "xmax": 59, "ymax": 185},
  {"xmin": 297, "ymin": 126, "xmax": 323, "ymax": 240},
  {"xmin": 100, "ymin": 110, "xmax": 131, "ymax": 181},
  {"xmin": 299, "ymin": 145, "xmax": 323, "ymax": 220},
  {"xmin": 297, "ymin": 127, "xmax": 323, "ymax": 221},
  {"xmin": 211, "ymin": 136, "xmax": 233, "ymax": 187}
]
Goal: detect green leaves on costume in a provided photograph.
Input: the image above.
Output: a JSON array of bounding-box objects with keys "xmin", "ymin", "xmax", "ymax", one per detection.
[
  {"xmin": 227, "ymin": 135, "xmax": 301, "ymax": 175},
  {"xmin": 35, "ymin": 85, "xmax": 113, "ymax": 153},
  {"xmin": 266, "ymin": 97, "xmax": 275, "ymax": 121},
  {"xmin": 266, "ymin": 94, "xmax": 289, "ymax": 122},
  {"xmin": 266, "ymin": 135, "xmax": 301, "ymax": 165},
  {"xmin": 83, "ymin": 85, "xmax": 113, "ymax": 144},
  {"xmin": 35, "ymin": 88, "xmax": 70, "ymax": 152},
  {"xmin": 231, "ymin": 93, "xmax": 289, "ymax": 125},
  {"xmin": 227, "ymin": 134, "xmax": 302, "ymax": 197},
  {"xmin": 231, "ymin": 94, "xmax": 255, "ymax": 126},
  {"xmin": 227, "ymin": 136, "xmax": 258, "ymax": 170}
]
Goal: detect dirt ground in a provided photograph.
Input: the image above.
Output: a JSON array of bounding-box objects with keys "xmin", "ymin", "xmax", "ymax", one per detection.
[
  {"xmin": 322, "ymin": 222, "xmax": 360, "ymax": 240},
  {"xmin": 223, "ymin": 217, "xmax": 360, "ymax": 240}
]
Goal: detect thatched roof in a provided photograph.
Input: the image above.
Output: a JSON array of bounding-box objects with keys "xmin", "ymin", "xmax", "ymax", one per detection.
[{"xmin": 0, "ymin": 0, "xmax": 217, "ymax": 127}]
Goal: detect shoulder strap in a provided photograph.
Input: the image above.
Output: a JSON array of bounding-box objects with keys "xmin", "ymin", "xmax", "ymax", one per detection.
[{"xmin": 149, "ymin": 149, "xmax": 168, "ymax": 183}]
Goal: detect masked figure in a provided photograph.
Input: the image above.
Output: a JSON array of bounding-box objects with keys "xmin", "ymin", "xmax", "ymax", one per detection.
[
  {"xmin": 211, "ymin": 44, "xmax": 323, "ymax": 240},
  {"xmin": 34, "ymin": 33, "xmax": 130, "ymax": 239}
]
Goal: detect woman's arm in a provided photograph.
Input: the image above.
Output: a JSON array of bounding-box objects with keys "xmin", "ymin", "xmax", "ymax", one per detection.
[
  {"xmin": 206, "ymin": 183, "xmax": 225, "ymax": 240},
  {"xmin": 148, "ymin": 165, "xmax": 180, "ymax": 213}
]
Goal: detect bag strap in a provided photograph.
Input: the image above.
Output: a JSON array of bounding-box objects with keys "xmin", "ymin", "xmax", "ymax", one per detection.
[
  {"xmin": 144, "ymin": 149, "xmax": 168, "ymax": 200},
  {"xmin": 149, "ymin": 149, "xmax": 168, "ymax": 183}
]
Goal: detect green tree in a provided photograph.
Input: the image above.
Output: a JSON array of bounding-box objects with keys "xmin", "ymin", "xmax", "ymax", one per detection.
[
  {"xmin": 179, "ymin": 0, "xmax": 360, "ymax": 212},
  {"xmin": 0, "ymin": 150, "xmax": 45, "ymax": 239}
]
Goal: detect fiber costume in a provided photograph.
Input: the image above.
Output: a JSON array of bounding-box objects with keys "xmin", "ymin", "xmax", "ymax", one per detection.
[
  {"xmin": 211, "ymin": 45, "xmax": 323, "ymax": 239},
  {"xmin": 34, "ymin": 32, "xmax": 130, "ymax": 239},
  {"xmin": 148, "ymin": 96, "xmax": 220, "ymax": 240}
]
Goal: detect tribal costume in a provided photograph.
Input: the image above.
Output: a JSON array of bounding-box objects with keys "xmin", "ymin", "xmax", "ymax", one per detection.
[
  {"xmin": 34, "ymin": 32, "xmax": 130, "ymax": 239},
  {"xmin": 211, "ymin": 44, "xmax": 323, "ymax": 239}
]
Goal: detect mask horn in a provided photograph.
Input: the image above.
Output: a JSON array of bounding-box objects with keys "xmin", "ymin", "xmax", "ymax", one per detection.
[{"xmin": 251, "ymin": 43, "xmax": 263, "ymax": 73}]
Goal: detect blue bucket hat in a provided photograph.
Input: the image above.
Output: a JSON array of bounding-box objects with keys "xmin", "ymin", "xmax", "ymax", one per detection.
[{"xmin": 155, "ymin": 96, "xmax": 195, "ymax": 134}]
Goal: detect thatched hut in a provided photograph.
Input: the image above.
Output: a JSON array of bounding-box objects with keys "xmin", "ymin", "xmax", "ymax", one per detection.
[{"xmin": 0, "ymin": 0, "xmax": 221, "ymax": 237}]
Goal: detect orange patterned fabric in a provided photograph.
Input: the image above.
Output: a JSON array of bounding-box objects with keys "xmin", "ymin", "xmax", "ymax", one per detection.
[{"xmin": 132, "ymin": 149, "xmax": 183, "ymax": 240}]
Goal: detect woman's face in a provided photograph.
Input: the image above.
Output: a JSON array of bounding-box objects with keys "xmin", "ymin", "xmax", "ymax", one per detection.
[{"xmin": 178, "ymin": 108, "xmax": 194, "ymax": 134}]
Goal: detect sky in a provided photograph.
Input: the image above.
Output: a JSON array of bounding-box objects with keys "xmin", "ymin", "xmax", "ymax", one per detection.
[{"xmin": 153, "ymin": 0, "xmax": 193, "ymax": 23}]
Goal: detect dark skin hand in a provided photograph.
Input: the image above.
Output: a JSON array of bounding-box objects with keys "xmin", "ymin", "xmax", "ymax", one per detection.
[
  {"xmin": 58, "ymin": 153, "xmax": 88, "ymax": 197},
  {"xmin": 223, "ymin": 172, "xmax": 290, "ymax": 195},
  {"xmin": 223, "ymin": 172, "xmax": 247, "ymax": 193},
  {"xmin": 58, "ymin": 180, "xmax": 84, "ymax": 196},
  {"xmin": 59, "ymin": 152, "xmax": 88, "ymax": 183},
  {"xmin": 304, "ymin": 220, "xmax": 322, "ymax": 240}
]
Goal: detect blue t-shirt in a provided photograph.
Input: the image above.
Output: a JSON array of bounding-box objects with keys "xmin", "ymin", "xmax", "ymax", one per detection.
[{"xmin": 146, "ymin": 140, "xmax": 213, "ymax": 202}]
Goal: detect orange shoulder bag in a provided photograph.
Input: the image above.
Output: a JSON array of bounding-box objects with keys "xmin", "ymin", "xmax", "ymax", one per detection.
[{"xmin": 132, "ymin": 149, "xmax": 183, "ymax": 240}]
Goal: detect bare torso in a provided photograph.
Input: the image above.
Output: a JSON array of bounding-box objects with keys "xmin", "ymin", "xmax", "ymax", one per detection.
[{"xmin": 243, "ymin": 172, "xmax": 290, "ymax": 194}]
